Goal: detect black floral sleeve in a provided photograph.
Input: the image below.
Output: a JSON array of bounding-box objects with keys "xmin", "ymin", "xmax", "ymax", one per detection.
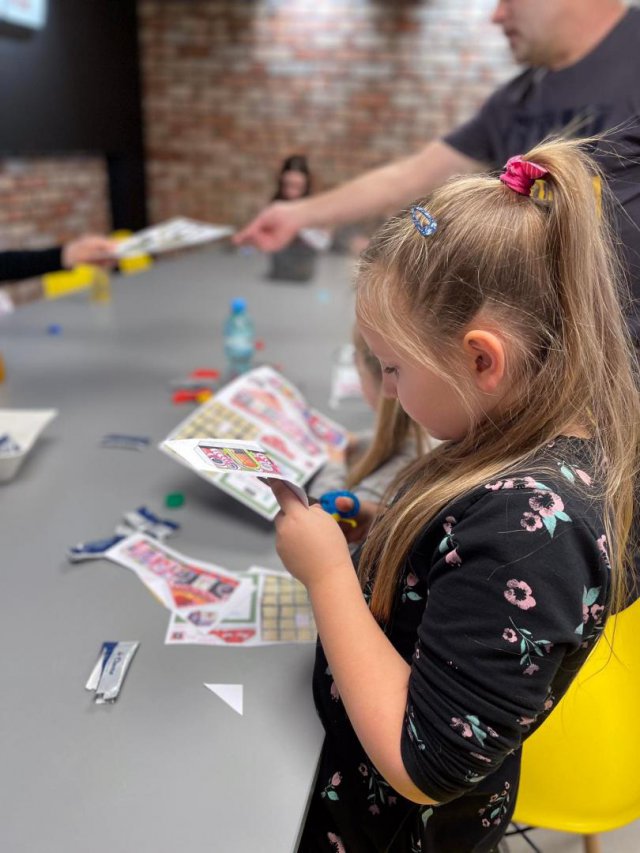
[{"xmin": 400, "ymin": 473, "xmax": 610, "ymax": 804}]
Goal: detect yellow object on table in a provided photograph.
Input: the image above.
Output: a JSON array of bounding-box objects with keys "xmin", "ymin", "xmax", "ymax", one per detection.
[
  {"xmin": 112, "ymin": 229, "xmax": 153, "ymax": 275},
  {"xmin": 42, "ymin": 265, "xmax": 95, "ymax": 299},
  {"xmin": 195, "ymin": 389, "xmax": 213, "ymax": 404}
]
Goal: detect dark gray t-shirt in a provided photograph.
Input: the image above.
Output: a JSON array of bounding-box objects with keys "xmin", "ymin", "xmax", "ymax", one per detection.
[{"xmin": 445, "ymin": 8, "xmax": 640, "ymax": 340}]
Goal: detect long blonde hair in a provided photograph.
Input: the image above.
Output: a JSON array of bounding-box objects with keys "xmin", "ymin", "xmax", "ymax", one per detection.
[
  {"xmin": 356, "ymin": 137, "xmax": 640, "ymax": 623},
  {"xmin": 346, "ymin": 328, "xmax": 425, "ymax": 490}
]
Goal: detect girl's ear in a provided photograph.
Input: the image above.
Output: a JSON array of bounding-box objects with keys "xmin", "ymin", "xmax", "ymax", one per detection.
[{"xmin": 462, "ymin": 330, "xmax": 506, "ymax": 395}]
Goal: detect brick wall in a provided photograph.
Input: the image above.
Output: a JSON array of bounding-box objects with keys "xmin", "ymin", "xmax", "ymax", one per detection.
[
  {"xmin": 3, "ymin": 0, "xmax": 638, "ymax": 257},
  {"xmin": 0, "ymin": 156, "xmax": 111, "ymax": 251},
  {"xmin": 139, "ymin": 0, "xmax": 516, "ymax": 226}
]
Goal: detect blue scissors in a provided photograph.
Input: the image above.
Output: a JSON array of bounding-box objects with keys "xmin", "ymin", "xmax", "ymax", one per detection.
[{"xmin": 318, "ymin": 490, "xmax": 360, "ymax": 527}]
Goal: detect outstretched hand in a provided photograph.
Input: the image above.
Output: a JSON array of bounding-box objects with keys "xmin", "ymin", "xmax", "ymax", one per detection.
[
  {"xmin": 233, "ymin": 201, "xmax": 306, "ymax": 252},
  {"xmin": 267, "ymin": 480, "xmax": 353, "ymax": 590}
]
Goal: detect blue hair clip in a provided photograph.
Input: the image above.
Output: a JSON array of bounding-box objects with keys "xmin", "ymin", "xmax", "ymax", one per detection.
[{"xmin": 411, "ymin": 206, "xmax": 437, "ymax": 237}]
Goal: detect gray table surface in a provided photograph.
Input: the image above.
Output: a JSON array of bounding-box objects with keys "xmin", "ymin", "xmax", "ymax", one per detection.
[{"xmin": 0, "ymin": 247, "xmax": 370, "ymax": 853}]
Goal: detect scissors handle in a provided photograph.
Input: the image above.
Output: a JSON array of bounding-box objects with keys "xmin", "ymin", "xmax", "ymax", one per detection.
[{"xmin": 318, "ymin": 490, "xmax": 360, "ymax": 520}]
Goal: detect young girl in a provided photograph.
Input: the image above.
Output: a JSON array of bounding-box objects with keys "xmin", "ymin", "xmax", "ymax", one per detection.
[
  {"xmin": 266, "ymin": 137, "xmax": 640, "ymax": 853},
  {"xmin": 269, "ymin": 155, "xmax": 328, "ymax": 282},
  {"xmin": 310, "ymin": 328, "xmax": 426, "ymax": 505}
]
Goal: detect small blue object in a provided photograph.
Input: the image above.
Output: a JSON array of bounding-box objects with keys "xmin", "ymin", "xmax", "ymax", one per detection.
[
  {"xmin": 68, "ymin": 534, "xmax": 125, "ymax": 562},
  {"xmin": 100, "ymin": 434, "xmax": 151, "ymax": 451},
  {"xmin": 72, "ymin": 534, "xmax": 124, "ymax": 553},
  {"xmin": 0, "ymin": 433, "xmax": 21, "ymax": 454},
  {"xmin": 135, "ymin": 505, "xmax": 180, "ymax": 531},
  {"xmin": 47, "ymin": 323, "xmax": 63, "ymax": 335},
  {"xmin": 319, "ymin": 490, "xmax": 360, "ymax": 520},
  {"xmin": 119, "ymin": 505, "xmax": 180, "ymax": 540},
  {"xmin": 411, "ymin": 206, "xmax": 438, "ymax": 238},
  {"xmin": 231, "ymin": 297, "xmax": 247, "ymax": 314}
]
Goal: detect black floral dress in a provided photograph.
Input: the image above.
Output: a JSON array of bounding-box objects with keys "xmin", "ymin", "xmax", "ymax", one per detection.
[{"xmin": 298, "ymin": 439, "xmax": 610, "ymax": 853}]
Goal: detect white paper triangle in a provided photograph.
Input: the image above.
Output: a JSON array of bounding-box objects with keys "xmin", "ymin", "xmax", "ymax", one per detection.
[{"xmin": 204, "ymin": 683, "xmax": 244, "ymax": 715}]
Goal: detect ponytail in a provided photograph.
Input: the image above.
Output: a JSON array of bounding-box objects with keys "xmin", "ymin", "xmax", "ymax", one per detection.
[{"xmin": 356, "ymin": 137, "xmax": 640, "ymax": 621}]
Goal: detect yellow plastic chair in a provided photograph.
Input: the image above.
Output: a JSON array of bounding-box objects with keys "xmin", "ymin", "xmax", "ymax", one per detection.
[{"xmin": 513, "ymin": 597, "xmax": 640, "ymax": 853}]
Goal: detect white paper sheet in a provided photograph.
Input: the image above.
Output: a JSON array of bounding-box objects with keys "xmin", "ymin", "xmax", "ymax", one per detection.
[
  {"xmin": 160, "ymin": 366, "xmax": 348, "ymax": 520},
  {"xmin": 115, "ymin": 217, "xmax": 234, "ymax": 258},
  {"xmin": 0, "ymin": 408, "xmax": 57, "ymax": 482},
  {"xmin": 163, "ymin": 438, "xmax": 309, "ymax": 507},
  {"xmin": 165, "ymin": 566, "xmax": 316, "ymax": 647},
  {"xmin": 104, "ymin": 533, "xmax": 251, "ymax": 626}
]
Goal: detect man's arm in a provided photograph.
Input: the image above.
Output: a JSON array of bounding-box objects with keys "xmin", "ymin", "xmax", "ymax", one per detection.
[
  {"xmin": 298, "ymin": 140, "xmax": 484, "ymax": 226},
  {"xmin": 235, "ymin": 140, "xmax": 484, "ymax": 252}
]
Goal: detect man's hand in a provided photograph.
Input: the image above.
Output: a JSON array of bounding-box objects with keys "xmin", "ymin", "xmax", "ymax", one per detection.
[{"xmin": 233, "ymin": 201, "xmax": 308, "ymax": 252}]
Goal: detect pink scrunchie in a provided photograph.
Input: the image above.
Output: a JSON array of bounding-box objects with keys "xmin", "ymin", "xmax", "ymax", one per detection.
[{"xmin": 500, "ymin": 155, "xmax": 549, "ymax": 196}]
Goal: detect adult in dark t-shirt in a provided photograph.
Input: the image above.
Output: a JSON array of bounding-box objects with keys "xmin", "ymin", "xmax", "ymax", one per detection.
[
  {"xmin": 445, "ymin": 6, "xmax": 640, "ymax": 339},
  {"xmin": 237, "ymin": 0, "xmax": 640, "ymax": 337}
]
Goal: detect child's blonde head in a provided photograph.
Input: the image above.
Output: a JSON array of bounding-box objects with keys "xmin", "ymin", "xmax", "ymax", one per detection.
[
  {"xmin": 356, "ymin": 137, "xmax": 640, "ymax": 620},
  {"xmin": 347, "ymin": 326, "xmax": 425, "ymax": 490},
  {"xmin": 352, "ymin": 326, "xmax": 383, "ymax": 411}
]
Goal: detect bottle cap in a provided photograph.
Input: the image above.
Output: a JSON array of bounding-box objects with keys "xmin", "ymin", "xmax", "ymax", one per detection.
[{"xmin": 231, "ymin": 297, "xmax": 247, "ymax": 314}]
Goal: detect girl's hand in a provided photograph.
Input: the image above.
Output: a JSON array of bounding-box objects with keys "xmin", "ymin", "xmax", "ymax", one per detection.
[
  {"xmin": 333, "ymin": 495, "xmax": 380, "ymax": 545},
  {"xmin": 267, "ymin": 480, "xmax": 354, "ymax": 590}
]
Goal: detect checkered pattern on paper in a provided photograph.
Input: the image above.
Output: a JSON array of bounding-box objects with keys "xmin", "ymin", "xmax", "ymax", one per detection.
[
  {"xmin": 261, "ymin": 574, "xmax": 316, "ymax": 643},
  {"xmin": 170, "ymin": 399, "xmax": 260, "ymax": 443}
]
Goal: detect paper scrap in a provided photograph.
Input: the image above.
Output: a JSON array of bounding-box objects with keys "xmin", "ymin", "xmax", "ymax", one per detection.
[{"xmin": 204, "ymin": 683, "xmax": 244, "ymax": 716}]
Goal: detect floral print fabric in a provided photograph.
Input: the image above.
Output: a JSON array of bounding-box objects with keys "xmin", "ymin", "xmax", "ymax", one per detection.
[{"xmin": 300, "ymin": 439, "xmax": 610, "ymax": 852}]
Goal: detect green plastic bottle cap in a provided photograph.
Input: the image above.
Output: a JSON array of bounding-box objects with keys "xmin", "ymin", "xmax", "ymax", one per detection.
[{"xmin": 165, "ymin": 491, "xmax": 185, "ymax": 509}]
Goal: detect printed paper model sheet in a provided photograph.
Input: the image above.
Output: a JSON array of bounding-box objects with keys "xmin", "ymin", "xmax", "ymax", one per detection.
[
  {"xmin": 160, "ymin": 366, "xmax": 349, "ymax": 519},
  {"xmin": 105, "ymin": 533, "xmax": 250, "ymax": 625},
  {"xmin": 163, "ymin": 438, "xmax": 309, "ymax": 506},
  {"xmin": 115, "ymin": 217, "xmax": 234, "ymax": 258},
  {"xmin": 165, "ymin": 567, "xmax": 316, "ymax": 646}
]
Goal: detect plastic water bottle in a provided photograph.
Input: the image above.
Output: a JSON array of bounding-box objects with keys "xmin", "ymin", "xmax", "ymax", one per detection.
[{"xmin": 223, "ymin": 297, "xmax": 255, "ymax": 375}]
